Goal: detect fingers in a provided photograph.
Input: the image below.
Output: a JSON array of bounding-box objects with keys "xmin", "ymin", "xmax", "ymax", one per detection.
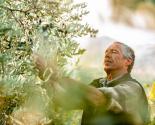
[
  {"xmin": 33, "ymin": 53, "xmax": 45, "ymax": 67},
  {"xmin": 32, "ymin": 53, "xmax": 60, "ymax": 82}
]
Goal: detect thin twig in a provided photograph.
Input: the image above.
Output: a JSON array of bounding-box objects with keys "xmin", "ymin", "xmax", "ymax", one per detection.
[
  {"xmin": 10, "ymin": 10, "xmax": 25, "ymax": 29},
  {"xmin": 0, "ymin": 5, "xmax": 31, "ymax": 13}
]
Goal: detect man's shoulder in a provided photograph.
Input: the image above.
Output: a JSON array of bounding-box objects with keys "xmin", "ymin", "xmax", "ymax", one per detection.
[
  {"xmin": 122, "ymin": 77, "xmax": 143, "ymax": 89},
  {"xmin": 116, "ymin": 74, "xmax": 142, "ymax": 88}
]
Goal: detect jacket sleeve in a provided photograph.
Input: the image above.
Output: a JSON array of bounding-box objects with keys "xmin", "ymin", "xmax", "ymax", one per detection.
[{"xmin": 98, "ymin": 81, "xmax": 143, "ymax": 114}]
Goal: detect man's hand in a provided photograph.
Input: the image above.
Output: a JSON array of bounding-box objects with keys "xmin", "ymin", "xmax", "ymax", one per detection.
[
  {"xmin": 33, "ymin": 53, "xmax": 46, "ymax": 80},
  {"xmin": 33, "ymin": 53, "xmax": 60, "ymax": 83}
]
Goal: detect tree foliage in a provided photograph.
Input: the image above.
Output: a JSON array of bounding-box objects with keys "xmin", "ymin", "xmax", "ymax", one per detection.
[{"xmin": 0, "ymin": 0, "xmax": 98, "ymax": 124}]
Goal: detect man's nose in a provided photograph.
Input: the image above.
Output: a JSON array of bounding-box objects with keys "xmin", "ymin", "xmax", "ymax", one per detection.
[{"xmin": 105, "ymin": 52, "xmax": 111, "ymax": 58}]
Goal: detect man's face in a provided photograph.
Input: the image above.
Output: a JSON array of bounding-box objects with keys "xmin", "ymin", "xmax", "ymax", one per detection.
[{"xmin": 103, "ymin": 43, "xmax": 129, "ymax": 73}]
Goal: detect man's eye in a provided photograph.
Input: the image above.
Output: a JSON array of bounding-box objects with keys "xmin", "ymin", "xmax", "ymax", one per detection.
[{"xmin": 112, "ymin": 50, "xmax": 118, "ymax": 53}]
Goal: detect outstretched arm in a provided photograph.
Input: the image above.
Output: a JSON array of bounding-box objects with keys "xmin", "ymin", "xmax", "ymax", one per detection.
[{"xmin": 47, "ymin": 77, "xmax": 108, "ymax": 109}]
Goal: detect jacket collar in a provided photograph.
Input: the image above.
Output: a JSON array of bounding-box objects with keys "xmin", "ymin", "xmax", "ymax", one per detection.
[{"xmin": 103, "ymin": 73, "xmax": 132, "ymax": 87}]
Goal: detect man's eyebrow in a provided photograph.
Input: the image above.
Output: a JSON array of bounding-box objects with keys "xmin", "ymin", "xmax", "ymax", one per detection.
[{"xmin": 112, "ymin": 49, "xmax": 119, "ymax": 51}]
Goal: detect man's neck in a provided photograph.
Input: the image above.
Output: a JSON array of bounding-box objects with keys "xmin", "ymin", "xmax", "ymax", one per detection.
[{"xmin": 106, "ymin": 70, "xmax": 128, "ymax": 81}]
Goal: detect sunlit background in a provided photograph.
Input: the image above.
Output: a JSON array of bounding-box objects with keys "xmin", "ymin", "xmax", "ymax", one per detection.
[{"xmin": 73, "ymin": 0, "xmax": 155, "ymax": 86}]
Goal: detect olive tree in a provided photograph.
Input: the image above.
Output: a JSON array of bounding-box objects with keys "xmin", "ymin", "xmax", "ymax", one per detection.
[{"xmin": 0, "ymin": 0, "xmax": 97, "ymax": 124}]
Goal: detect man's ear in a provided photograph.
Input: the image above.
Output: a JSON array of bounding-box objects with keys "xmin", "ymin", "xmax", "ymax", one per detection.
[{"xmin": 125, "ymin": 58, "xmax": 132, "ymax": 66}]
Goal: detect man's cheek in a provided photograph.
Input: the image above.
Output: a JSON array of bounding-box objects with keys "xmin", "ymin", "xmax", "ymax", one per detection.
[{"xmin": 113, "ymin": 57, "xmax": 120, "ymax": 63}]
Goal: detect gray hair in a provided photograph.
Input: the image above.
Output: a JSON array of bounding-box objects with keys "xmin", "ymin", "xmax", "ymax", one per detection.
[{"xmin": 115, "ymin": 42, "xmax": 135, "ymax": 73}]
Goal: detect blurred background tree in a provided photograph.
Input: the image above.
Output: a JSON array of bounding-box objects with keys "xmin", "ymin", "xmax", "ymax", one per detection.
[{"xmin": 110, "ymin": 0, "xmax": 155, "ymax": 29}]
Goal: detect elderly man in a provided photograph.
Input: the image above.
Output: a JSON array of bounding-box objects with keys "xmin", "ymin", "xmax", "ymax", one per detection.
[{"xmin": 35, "ymin": 42, "xmax": 150, "ymax": 125}]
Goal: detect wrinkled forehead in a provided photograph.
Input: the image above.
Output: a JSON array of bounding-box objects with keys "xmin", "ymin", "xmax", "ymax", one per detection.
[{"xmin": 106, "ymin": 42, "xmax": 122, "ymax": 52}]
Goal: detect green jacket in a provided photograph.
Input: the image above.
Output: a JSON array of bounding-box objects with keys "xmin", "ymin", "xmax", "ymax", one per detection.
[{"xmin": 81, "ymin": 73, "xmax": 150, "ymax": 125}]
